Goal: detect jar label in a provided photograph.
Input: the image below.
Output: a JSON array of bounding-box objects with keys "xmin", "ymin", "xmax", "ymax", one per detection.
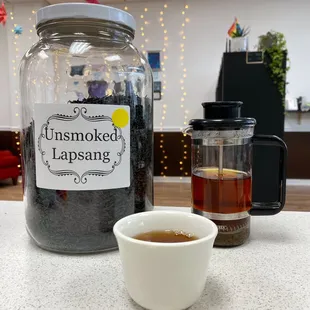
[{"xmin": 34, "ymin": 104, "xmax": 130, "ymax": 190}]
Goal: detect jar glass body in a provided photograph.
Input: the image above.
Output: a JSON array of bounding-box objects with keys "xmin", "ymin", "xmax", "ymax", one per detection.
[
  {"xmin": 190, "ymin": 128, "xmax": 254, "ymax": 246},
  {"xmin": 20, "ymin": 20, "xmax": 153, "ymax": 253}
]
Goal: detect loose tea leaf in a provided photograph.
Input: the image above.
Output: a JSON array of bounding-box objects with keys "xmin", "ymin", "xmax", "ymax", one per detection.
[{"xmin": 23, "ymin": 95, "xmax": 153, "ymax": 253}]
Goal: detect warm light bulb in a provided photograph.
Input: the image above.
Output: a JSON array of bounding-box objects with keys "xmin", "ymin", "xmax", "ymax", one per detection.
[
  {"xmin": 183, "ymin": 74, "xmax": 187, "ymax": 78},
  {"xmin": 141, "ymin": 32, "xmax": 145, "ymax": 36},
  {"xmin": 164, "ymin": 166, "xmax": 168, "ymax": 170},
  {"xmin": 184, "ymin": 151, "xmax": 187, "ymax": 154},
  {"xmin": 185, "ymin": 172, "xmax": 188, "ymax": 176},
  {"xmin": 18, "ymin": 164, "xmax": 21, "ymax": 168},
  {"xmin": 183, "ymin": 68, "xmax": 187, "ymax": 72},
  {"xmin": 185, "ymin": 5, "xmax": 189, "ymax": 9},
  {"xmin": 163, "ymin": 48, "xmax": 166, "ymax": 52},
  {"xmin": 162, "ymin": 68, "xmax": 165, "ymax": 72},
  {"xmin": 164, "ymin": 156, "xmax": 168, "ymax": 159},
  {"xmin": 141, "ymin": 27, "xmax": 144, "ymax": 30},
  {"xmin": 182, "ymin": 49, "xmax": 185, "ymax": 52},
  {"xmin": 183, "ymin": 36, "xmax": 186, "ymax": 40},
  {"xmin": 164, "ymin": 55, "xmax": 168, "ymax": 60},
  {"xmin": 144, "ymin": 21, "xmax": 148, "ymax": 25},
  {"xmin": 144, "ymin": 8, "xmax": 148, "ymax": 12},
  {"xmin": 30, "ymin": 29, "xmax": 33, "ymax": 33},
  {"xmin": 181, "ymin": 86, "xmax": 184, "ymax": 90},
  {"xmin": 161, "ymin": 23, "xmax": 165, "ymax": 27},
  {"xmin": 163, "ymin": 86, "xmax": 166, "ymax": 90},
  {"xmin": 145, "ymin": 38, "xmax": 149, "ymax": 42},
  {"xmin": 163, "ymin": 104, "xmax": 167, "ymax": 108},
  {"xmin": 16, "ymin": 142, "xmax": 20, "ymax": 145},
  {"xmin": 141, "ymin": 44, "xmax": 144, "ymax": 48},
  {"xmin": 181, "ymin": 98, "xmax": 185, "ymax": 101},
  {"xmin": 160, "ymin": 11, "xmax": 164, "ymax": 15},
  {"xmin": 163, "ymin": 110, "xmax": 167, "ymax": 114},
  {"xmin": 124, "ymin": 6, "xmax": 128, "ymax": 10},
  {"xmin": 182, "ymin": 23, "xmax": 185, "ymax": 27},
  {"xmin": 161, "ymin": 61, "xmax": 165, "ymax": 66},
  {"xmin": 179, "ymin": 161, "xmax": 183, "ymax": 165},
  {"xmin": 160, "ymin": 145, "xmax": 163, "ymax": 148},
  {"xmin": 164, "ymin": 36, "xmax": 168, "ymax": 41},
  {"xmin": 183, "ymin": 92, "xmax": 187, "ymax": 96},
  {"xmin": 161, "ymin": 161, "xmax": 164, "ymax": 164},
  {"xmin": 140, "ymin": 15, "xmax": 144, "ymax": 18},
  {"xmin": 182, "ymin": 11, "xmax": 185, "ymax": 15},
  {"xmin": 160, "ymin": 17, "xmax": 163, "ymax": 22},
  {"xmin": 164, "ymin": 4, "xmax": 168, "ymax": 8},
  {"xmin": 180, "ymin": 79, "xmax": 184, "ymax": 84},
  {"xmin": 180, "ymin": 56, "xmax": 184, "ymax": 60},
  {"xmin": 180, "ymin": 104, "xmax": 184, "ymax": 108},
  {"xmin": 164, "ymin": 30, "xmax": 167, "ymax": 34},
  {"xmin": 185, "ymin": 18, "xmax": 190, "ymax": 23}
]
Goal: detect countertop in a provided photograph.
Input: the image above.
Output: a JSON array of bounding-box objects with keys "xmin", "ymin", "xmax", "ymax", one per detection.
[{"xmin": 1, "ymin": 201, "xmax": 310, "ymax": 310}]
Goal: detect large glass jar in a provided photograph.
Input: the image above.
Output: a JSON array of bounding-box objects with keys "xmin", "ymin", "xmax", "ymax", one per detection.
[{"xmin": 20, "ymin": 3, "xmax": 153, "ymax": 253}]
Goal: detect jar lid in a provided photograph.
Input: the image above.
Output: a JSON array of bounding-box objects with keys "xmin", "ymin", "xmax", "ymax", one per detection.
[{"xmin": 36, "ymin": 3, "xmax": 136, "ymax": 31}]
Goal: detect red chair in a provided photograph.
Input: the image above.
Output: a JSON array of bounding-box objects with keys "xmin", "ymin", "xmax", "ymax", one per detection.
[{"xmin": 0, "ymin": 150, "xmax": 20, "ymax": 185}]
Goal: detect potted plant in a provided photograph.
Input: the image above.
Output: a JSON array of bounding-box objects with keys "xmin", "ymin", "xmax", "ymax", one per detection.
[
  {"xmin": 228, "ymin": 18, "xmax": 250, "ymax": 52},
  {"xmin": 258, "ymin": 31, "xmax": 290, "ymax": 104}
]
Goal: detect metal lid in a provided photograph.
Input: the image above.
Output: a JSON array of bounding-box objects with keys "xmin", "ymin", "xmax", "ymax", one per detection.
[
  {"xmin": 189, "ymin": 101, "xmax": 256, "ymax": 130},
  {"xmin": 36, "ymin": 3, "xmax": 136, "ymax": 31}
]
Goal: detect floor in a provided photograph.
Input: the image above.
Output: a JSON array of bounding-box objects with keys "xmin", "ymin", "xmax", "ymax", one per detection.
[{"xmin": 0, "ymin": 179, "xmax": 309, "ymax": 211}]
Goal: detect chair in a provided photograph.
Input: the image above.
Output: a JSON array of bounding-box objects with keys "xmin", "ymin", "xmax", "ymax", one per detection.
[{"xmin": 0, "ymin": 150, "xmax": 20, "ymax": 185}]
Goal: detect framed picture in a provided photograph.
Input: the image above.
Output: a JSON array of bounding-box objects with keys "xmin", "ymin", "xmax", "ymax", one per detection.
[
  {"xmin": 154, "ymin": 81, "xmax": 162, "ymax": 101},
  {"xmin": 147, "ymin": 51, "xmax": 161, "ymax": 71}
]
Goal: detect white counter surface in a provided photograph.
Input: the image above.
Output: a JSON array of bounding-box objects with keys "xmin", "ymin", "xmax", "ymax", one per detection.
[{"xmin": 1, "ymin": 201, "xmax": 310, "ymax": 310}]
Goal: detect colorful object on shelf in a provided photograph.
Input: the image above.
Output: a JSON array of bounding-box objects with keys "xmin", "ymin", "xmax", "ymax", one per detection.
[
  {"xmin": 228, "ymin": 18, "xmax": 237, "ymax": 37},
  {"xmin": 228, "ymin": 17, "xmax": 250, "ymax": 38},
  {"xmin": 86, "ymin": 0, "xmax": 100, "ymax": 4},
  {"xmin": 0, "ymin": 2, "xmax": 7, "ymax": 26},
  {"xmin": 14, "ymin": 25, "xmax": 23, "ymax": 35}
]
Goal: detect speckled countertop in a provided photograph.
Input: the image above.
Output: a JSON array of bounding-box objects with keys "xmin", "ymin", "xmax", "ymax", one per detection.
[{"xmin": 1, "ymin": 201, "xmax": 310, "ymax": 310}]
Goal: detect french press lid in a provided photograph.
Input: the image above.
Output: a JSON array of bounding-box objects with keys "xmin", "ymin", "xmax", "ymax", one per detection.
[{"xmin": 189, "ymin": 101, "xmax": 256, "ymax": 130}]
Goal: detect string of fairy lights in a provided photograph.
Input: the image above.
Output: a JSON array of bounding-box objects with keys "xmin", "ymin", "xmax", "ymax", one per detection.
[
  {"xmin": 123, "ymin": 3, "xmax": 190, "ymax": 179},
  {"xmin": 158, "ymin": 4, "xmax": 169, "ymax": 177},
  {"xmin": 9, "ymin": 7, "xmax": 37, "ymax": 173},
  {"xmin": 179, "ymin": 3, "xmax": 190, "ymax": 179}
]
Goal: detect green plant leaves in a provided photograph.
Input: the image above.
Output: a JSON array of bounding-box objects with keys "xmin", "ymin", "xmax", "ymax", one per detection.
[{"xmin": 257, "ymin": 30, "xmax": 289, "ymax": 105}]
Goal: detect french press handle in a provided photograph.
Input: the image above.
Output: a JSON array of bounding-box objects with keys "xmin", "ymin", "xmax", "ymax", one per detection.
[{"xmin": 249, "ymin": 135, "xmax": 288, "ymax": 216}]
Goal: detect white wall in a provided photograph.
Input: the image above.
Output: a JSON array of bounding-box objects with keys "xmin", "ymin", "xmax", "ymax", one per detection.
[
  {"xmin": 0, "ymin": 2, "xmax": 45, "ymax": 131},
  {"xmin": 1, "ymin": 0, "xmax": 310, "ymax": 131},
  {"xmin": 0, "ymin": 25, "xmax": 11, "ymax": 130},
  {"xmin": 111, "ymin": 0, "xmax": 310, "ymax": 131}
]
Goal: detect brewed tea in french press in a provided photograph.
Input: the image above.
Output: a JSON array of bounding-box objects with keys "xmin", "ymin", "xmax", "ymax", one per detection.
[{"xmin": 185, "ymin": 102, "xmax": 287, "ymax": 246}]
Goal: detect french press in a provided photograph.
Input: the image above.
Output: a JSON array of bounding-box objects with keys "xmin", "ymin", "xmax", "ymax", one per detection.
[{"xmin": 184, "ymin": 102, "xmax": 287, "ymax": 247}]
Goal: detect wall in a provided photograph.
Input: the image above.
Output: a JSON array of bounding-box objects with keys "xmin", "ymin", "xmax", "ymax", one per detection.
[
  {"xmin": 1, "ymin": 0, "xmax": 310, "ymax": 131},
  {"xmin": 111, "ymin": 0, "xmax": 310, "ymax": 131},
  {"xmin": 1, "ymin": 2, "xmax": 45, "ymax": 131},
  {"xmin": 0, "ymin": 25, "xmax": 11, "ymax": 130}
]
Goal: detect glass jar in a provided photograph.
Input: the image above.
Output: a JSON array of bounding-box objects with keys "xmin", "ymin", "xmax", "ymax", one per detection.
[{"xmin": 20, "ymin": 3, "xmax": 153, "ymax": 253}]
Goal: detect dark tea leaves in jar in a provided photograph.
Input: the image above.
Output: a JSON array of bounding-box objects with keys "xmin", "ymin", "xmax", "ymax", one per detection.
[{"xmin": 134, "ymin": 230, "xmax": 198, "ymax": 243}]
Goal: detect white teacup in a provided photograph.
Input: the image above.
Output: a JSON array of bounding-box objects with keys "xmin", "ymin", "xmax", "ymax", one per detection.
[{"xmin": 113, "ymin": 210, "xmax": 218, "ymax": 310}]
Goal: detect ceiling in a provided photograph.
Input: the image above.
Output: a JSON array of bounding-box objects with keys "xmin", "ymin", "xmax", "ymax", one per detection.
[{"xmin": 5, "ymin": 0, "xmax": 162, "ymax": 4}]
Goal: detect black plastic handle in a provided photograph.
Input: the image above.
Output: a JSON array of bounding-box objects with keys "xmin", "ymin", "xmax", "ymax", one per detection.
[{"xmin": 249, "ymin": 135, "xmax": 288, "ymax": 216}]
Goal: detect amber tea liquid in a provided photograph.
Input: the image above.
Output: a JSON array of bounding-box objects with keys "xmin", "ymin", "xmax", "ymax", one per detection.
[{"xmin": 192, "ymin": 168, "xmax": 252, "ymax": 214}]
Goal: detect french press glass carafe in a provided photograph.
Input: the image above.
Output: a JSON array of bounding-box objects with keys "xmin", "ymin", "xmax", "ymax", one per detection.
[{"xmin": 185, "ymin": 102, "xmax": 287, "ymax": 247}]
